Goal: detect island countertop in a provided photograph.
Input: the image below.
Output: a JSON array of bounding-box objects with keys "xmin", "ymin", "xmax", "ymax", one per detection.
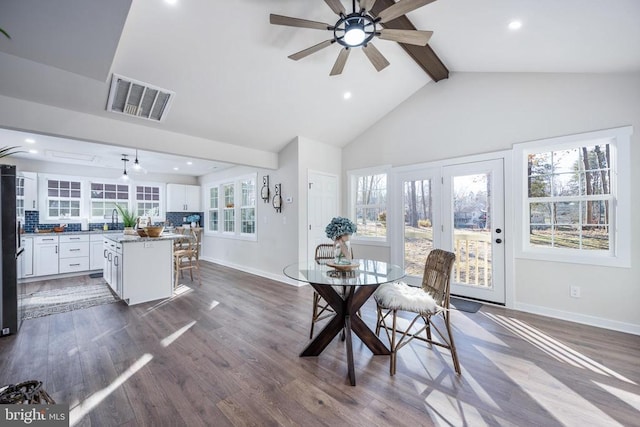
[{"xmin": 103, "ymin": 232, "xmax": 186, "ymax": 244}]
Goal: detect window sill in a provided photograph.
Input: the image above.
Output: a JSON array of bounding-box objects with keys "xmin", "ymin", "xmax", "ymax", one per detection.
[{"xmin": 515, "ymin": 249, "xmax": 630, "ymax": 268}]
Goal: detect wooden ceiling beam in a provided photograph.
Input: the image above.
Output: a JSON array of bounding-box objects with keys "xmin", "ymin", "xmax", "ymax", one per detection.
[{"xmin": 371, "ymin": 0, "xmax": 449, "ymax": 82}]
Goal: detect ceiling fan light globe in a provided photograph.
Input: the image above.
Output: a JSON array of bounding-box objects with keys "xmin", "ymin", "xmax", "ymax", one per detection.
[{"xmin": 344, "ymin": 27, "xmax": 366, "ymax": 46}]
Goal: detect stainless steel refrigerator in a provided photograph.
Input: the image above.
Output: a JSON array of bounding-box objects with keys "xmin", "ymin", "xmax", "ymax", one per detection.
[{"xmin": 1, "ymin": 164, "xmax": 22, "ymax": 336}]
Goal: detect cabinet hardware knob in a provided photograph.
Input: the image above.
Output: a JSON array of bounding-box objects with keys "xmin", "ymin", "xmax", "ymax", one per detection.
[{"xmin": 495, "ymin": 238, "xmax": 503, "ymax": 244}]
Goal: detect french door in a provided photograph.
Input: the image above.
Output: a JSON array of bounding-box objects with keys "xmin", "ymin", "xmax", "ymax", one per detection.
[{"xmin": 395, "ymin": 158, "xmax": 505, "ymax": 304}]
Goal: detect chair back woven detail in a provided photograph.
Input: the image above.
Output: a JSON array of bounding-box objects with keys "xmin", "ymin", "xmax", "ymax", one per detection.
[
  {"xmin": 314, "ymin": 242, "xmax": 353, "ymax": 263},
  {"xmin": 315, "ymin": 243, "xmax": 334, "ymax": 262},
  {"xmin": 422, "ymin": 249, "xmax": 456, "ymax": 308}
]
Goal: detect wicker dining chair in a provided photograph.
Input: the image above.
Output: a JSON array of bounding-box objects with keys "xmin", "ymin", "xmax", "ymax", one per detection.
[
  {"xmin": 374, "ymin": 249, "xmax": 460, "ymax": 376},
  {"xmin": 173, "ymin": 229, "xmax": 201, "ymax": 287}
]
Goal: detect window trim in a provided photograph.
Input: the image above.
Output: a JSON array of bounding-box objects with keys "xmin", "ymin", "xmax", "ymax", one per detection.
[
  {"xmin": 39, "ymin": 174, "xmax": 84, "ymax": 221},
  {"xmin": 89, "ymin": 180, "xmax": 130, "ymax": 222},
  {"xmin": 514, "ymin": 126, "xmax": 632, "ymax": 268},
  {"xmin": 348, "ymin": 165, "xmax": 390, "ymax": 243},
  {"xmin": 204, "ymin": 173, "xmax": 257, "ymax": 241},
  {"xmin": 133, "ymin": 181, "xmax": 165, "ymax": 222}
]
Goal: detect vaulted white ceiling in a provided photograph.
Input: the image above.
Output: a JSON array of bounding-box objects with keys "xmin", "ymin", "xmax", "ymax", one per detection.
[{"xmin": 0, "ymin": 0, "xmax": 638, "ymax": 171}]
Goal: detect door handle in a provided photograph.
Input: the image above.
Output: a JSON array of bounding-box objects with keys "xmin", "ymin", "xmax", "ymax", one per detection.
[
  {"xmin": 104, "ymin": 249, "xmax": 108, "ymax": 258},
  {"xmin": 495, "ymin": 238, "xmax": 503, "ymax": 244}
]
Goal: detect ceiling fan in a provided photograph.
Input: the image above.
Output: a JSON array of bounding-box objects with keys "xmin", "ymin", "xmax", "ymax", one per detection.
[{"xmin": 270, "ymin": 0, "xmax": 436, "ymax": 76}]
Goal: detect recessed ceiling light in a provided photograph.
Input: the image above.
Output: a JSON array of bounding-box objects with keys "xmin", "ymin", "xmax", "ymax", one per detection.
[
  {"xmin": 508, "ymin": 20, "xmax": 522, "ymax": 30},
  {"xmin": 165, "ymin": 0, "xmax": 178, "ymax": 5},
  {"xmin": 173, "ymin": 167, "xmax": 179, "ymax": 171},
  {"xmin": 28, "ymin": 149, "xmax": 38, "ymax": 154},
  {"xmin": 343, "ymin": 92, "xmax": 352, "ymax": 100},
  {"xmin": 25, "ymin": 138, "xmax": 35, "ymax": 144},
  {"xmin": 186, "ymin": 161, "xmax": 193, "ymax": 165}
]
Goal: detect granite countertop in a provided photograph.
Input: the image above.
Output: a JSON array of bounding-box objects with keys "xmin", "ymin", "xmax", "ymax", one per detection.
[{"xmin": 103, "ymin": 232, "xmax": 185, "ymax": 243}]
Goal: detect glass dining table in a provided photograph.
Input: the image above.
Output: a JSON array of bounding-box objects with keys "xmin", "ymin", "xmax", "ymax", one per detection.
[{"xmin": 284, "ymin": 259, "xmax": 405, "ymax": 386}]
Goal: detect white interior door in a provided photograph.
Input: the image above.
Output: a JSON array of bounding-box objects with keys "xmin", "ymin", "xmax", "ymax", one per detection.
[
  {"xmin": 307, "ymin": 172, "xmax": 338, "ymax": 260},
  {"xmin": 442, "ymin": 159, "xmax": 505, "ymax": 303}
]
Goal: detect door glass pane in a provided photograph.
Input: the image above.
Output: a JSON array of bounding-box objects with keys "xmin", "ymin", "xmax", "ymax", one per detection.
[
  {"xmin": 403, "ymin": 179, "xmax": 433, "ymax": 277},
  {"xmin": 452, "ymin": 173, "xmax": 492, "ymax": 288}
]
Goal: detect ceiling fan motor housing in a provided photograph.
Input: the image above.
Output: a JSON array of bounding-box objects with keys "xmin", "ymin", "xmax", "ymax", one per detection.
[{"xmin": 334, "ymin": 13, "xmax": 377, "ymax": 47}]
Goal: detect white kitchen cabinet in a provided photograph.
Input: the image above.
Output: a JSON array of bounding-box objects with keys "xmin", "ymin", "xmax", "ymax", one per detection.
[
  {"xmin": 167, "ymin": 184, "xmax": 201, "ymax": 212},
  {"xmin": 89, "ymin": 233, "xmax": 104, "ymax": 270},
  {"xmin": 103, "ymin": 238, "xmax": 116, "ymax": 291},
  {"xmin": 59, "ymin": 234, "xmax": 90, "ymax": 274},
  {"xmin": 22, "ymin": 172, "xmax": 38, "ymax": 211},
  {"xmin": 103, "ymin": 239, "xmax": 123, "ymax": 297},
  {"xmin": 112, "ymin": 243, "xmax": 123, "ymax": 297},
  {"xmin": 18, "ymin": 237, "xmax": 34, "ymax": 279},
  {"xmin": 34, "ymin": 235, "xmax": 59, "ymax": 276},
  {"xmin": 103, "ymin": 235, "xmax": 173, "ymax": 305}
]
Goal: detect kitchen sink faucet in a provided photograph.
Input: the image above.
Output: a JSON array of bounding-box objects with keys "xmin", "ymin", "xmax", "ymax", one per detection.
[{"xmin": 112, "ymin": 208, "xmax": 119, "ymax": 230}]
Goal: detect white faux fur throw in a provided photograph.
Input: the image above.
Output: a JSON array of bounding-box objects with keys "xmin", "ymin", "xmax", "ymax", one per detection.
[{"xmin": 374, "ymin": 282, "xmax": 438, "ymax": 314}]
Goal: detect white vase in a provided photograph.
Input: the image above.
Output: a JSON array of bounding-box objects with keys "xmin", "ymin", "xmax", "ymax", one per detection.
[{"xmin": 334, "ymin": 235, "xmax": 352, "ymax": 264}]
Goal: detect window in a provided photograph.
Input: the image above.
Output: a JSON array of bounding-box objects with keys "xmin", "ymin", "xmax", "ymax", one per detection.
[
  {"xmin": 240, "ymin": 179, "xmax": 256, "ymax": 234},
  {"xmin": 208, "ymin": 187, "xmax": 219, "ymax": 232},
  {"xmin": 223, "ymin": 183, "xmax": 235, "ymax": 232},
  {"xmin": 47, "ymin": 179, "xmax": 81, "ymax": 219},
  {"xmin": 515, "ymin": 126, "xmax": 631, "ymax": 267},
  {"xmin": 16, "ymin": 176, "xmax": 25, "ymax": 218},
  {"xmin": 205, "ymin": 173, "xmax": 257, "ymax": 240},
  {"xmin": 135, "ymin": 185, "xmax": 160, "ymax": 218},
  {"xmin": 349, "ymin": 169, "xmax": 388, "ymax": 240},
  {"xmin": 91, "ymin": 182, "xmax": 129, "ymax": 219}
]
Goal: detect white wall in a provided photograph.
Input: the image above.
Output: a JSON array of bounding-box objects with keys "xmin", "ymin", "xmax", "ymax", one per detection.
[
  {"xmin": 342, "ymin": 72, "xmax": 640, "ymax": 334},
  {"xmin": 198, "ymin": 136, "xmax": 343, "ymax": 284},
  {"xmin": 198, "ymin": 142, "xmax": 299, "ymax": 284},
  {"xmin": 0, "ymin": 94, "xmax": 278, "ymax": 169},
  {"xmin": 297, "ymin": 136, "xmax": 342, "ymax": 260}
]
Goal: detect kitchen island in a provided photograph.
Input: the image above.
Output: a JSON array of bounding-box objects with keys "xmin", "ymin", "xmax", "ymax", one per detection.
[{"xmin": 103, "ymin": 233, "xmax": 183, "ymax": 305}]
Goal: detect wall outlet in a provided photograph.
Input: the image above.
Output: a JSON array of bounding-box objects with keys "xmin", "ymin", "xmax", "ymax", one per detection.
[
  {"xmin": 2, "ymin": 328, "xmax": 10, "ymax": 335},
  {"xmin": 570, "ymin": 285, "xmax": 581, "ymax": 298}
]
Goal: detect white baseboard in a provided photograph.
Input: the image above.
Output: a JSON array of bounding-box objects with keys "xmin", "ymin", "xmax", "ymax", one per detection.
[
  {"xmin": 199, "ymin": 256, "xmax": 304, "ymax": 287},
  {"xmin": 514, "ymin": 302, "xmax": 640, "ymax": 336}
]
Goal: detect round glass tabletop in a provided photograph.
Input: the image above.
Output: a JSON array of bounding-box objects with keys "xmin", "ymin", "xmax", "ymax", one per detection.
[{"xmin": 283, "ymin": 259, "xmax": 405, "ymax": 286}]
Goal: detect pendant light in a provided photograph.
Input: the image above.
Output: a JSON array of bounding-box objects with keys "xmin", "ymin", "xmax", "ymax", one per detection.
[
  {"xmin": 121, "ymin": 154, "xmax": 130, "ymax": 180},
  {"xmin": 133, "ymin": 149, "xmax": 141, "ymax": 170}
]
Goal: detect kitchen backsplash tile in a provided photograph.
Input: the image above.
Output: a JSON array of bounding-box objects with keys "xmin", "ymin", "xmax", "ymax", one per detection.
[
  {"xmin": 23, "ymin": 210, "xmax": 125, "ymax": 232},
  {"xmin": 166, "ymin": 212, "xmax": 203, "ymax": 227},
  {"xmin": 22, "ymin": 210, "xmax": 202, "ymax": 233}
]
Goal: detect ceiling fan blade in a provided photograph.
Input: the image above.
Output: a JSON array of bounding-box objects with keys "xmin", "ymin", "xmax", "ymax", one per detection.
[
  {"xmin": 270, "ymin": 14, "xmax": 332, "ymax": 31},
  {"xmin": 288, "ymin": 40, "xmax": 334, "ymax": 61},
  {"xmin": 377, "ymin": 0, "xmax": 436, "ymax": 23},
  {"xmin": 359, "ymin": 0, "xmax": 378, "ymax": 12},
  {"xmin": 378, "ymin": 29, "xmax": 433, "ymax": 46},
  {"xmin": 362, "ymin": 43, "xmax": 390, "ymax": 71},
  {"xmin": 330, "ymin": 48, "xmax": 351, "ymax": 76},
  {"xmin": 325, "ymin": 0, "xmax": 346, "ymax": 15}
]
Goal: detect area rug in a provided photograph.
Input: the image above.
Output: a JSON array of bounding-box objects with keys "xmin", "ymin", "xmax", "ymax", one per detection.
[
  {"xmin": 20, "ymin": 283, "xmax": 119, "ymax": 320},
  {"xmin": 450, "ymin": 297, "xmax": 483, "ymax": 313}
]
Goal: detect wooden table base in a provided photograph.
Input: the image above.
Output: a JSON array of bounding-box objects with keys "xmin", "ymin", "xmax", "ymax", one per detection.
[{"xmin": 300, "ymin": 283, "xmax": 390, "ymax": 386}]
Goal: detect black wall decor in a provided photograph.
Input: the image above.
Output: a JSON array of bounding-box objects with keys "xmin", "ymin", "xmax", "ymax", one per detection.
[
  {"xmin": 261, "ymin": 175, "xmax": 270, "ymax": 203},
  {"xmin": 272, "ymin": 183, "xmax": 282, "ymax": 213}
]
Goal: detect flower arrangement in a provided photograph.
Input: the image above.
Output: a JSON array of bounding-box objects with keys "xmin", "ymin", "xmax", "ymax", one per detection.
[
  {"xmin": 325, "ymin": 216, "xmax": 357, "ymax": 241},
  {"xmin": 186, "ymin": 214, "xmax": 200, "ymax": 224}
]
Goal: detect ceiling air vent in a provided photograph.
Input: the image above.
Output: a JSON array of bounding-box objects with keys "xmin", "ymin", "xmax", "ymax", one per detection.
[{"xmin": 106, "ymin": 74, "xmax": 175, "ymax": 122}]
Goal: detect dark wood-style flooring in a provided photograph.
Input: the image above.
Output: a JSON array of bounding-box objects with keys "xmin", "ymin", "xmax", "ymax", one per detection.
[{"xmin": 2, "ymin": 261, "xmax": 639, "ymax": 426}]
